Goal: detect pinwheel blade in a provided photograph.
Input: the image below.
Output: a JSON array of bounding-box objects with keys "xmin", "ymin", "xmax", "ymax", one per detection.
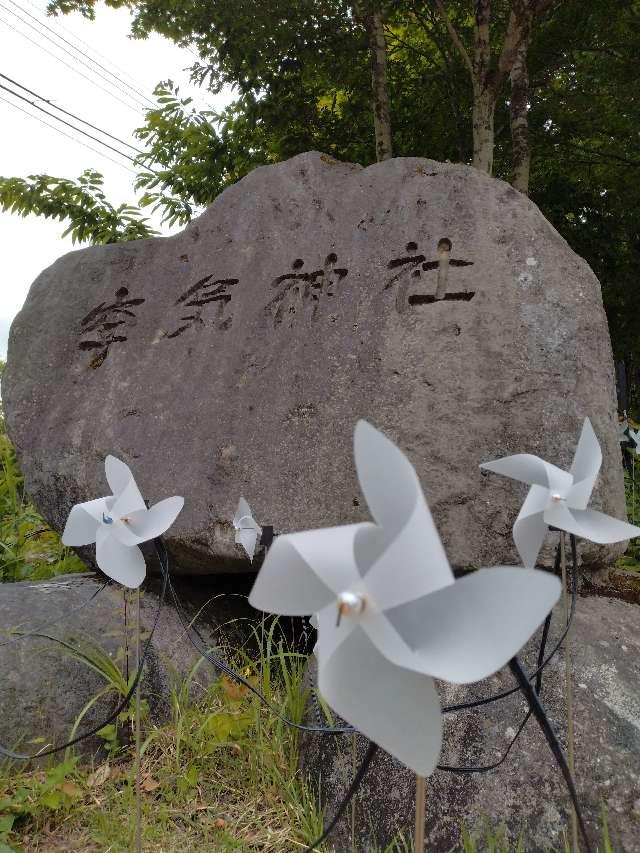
[
  {"xmin": 233, "ymin": 497, "xmax": 253, "ymax": 529},
  {"xmin": 480, "ymin": 454, "xmax": 572, "ymax": 494},
  {"xmin": 111, "ymin": 475, "xmax": 146, "ymax": 518},
  {"xmin": 248, "ymin": 524, "xmax": 365, "ymax": 615},
  {"xmin": 354, "ymin": 420, "xmax": 421, "ymax": 537},
  {"xmin": 353, "ymin": 421, "xmax": 453, "ymax": 605},
  {"xmin": 105, "ymin": 455, "xmax": 139, "ymax": 496},
  {"xmin": 513, "ymin": 484, "xmax": 549, "ymax": 567},
  {"xmin": 236, "ymin": 527, "xmax": 259, "ymax": 561},
  {"xmin": 61, "ymin": 498, "xmax": 106, "ymax": 546},
  {"xmin": 563, "ymin": 507, "xmax": 640, "ymax": 544},
  {"xmin": 318, "ymin": 625, "xmax": 442, "ymax": 776},
  {"xmin": 568, "ymin": 418, "xmax": 601, "ymax": 508},
  {"xmin": 96, "ymin": 527, "xmax": 146, "ymax": 588},
  {"xmin": 355, "ymin": 499, "xmax": 453, "ymax": 609},
  {"xmin": 115, "ymin": 496, "xmax": 185, "ymax": 546},
  {"xmin": 383, "ymin": 567, "xmax": 561, "ymax": 684}
]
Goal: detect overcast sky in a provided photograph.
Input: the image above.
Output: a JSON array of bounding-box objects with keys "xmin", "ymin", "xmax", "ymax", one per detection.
[{"xmin": 0, "ymin": 0, "xmax": 232, "ymax": 359}]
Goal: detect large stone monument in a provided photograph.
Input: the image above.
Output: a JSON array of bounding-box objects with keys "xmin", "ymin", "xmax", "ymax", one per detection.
[{"xmin": 3, "ymin": 152, "xmax": 625, "ymax": 573}]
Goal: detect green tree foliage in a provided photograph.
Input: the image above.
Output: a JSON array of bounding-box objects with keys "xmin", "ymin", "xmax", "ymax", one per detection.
[
  {"xmin": 133, "ymin": 82, "xmax": 251, "ymax": 226},
  {"xmin": 0, "ymin": 170, "xmax": 156, "ymax": 244},
  {"xmin": 526, "ymin": 0, "xmax": 640, "ymax": 399}
]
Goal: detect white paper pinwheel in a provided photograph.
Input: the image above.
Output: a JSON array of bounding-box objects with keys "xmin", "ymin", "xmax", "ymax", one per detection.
[
  {"xmin": 233, "ymin": 497, "xmax": 262, "ymax": 561},
  {"xmin": 62, "ymin": 456, "xmax": 184, "ymax": 588},
  {"xmin": 621, "ymin": 425, "xmax": 639, "ymax": 454},
  {"xmin": 249, "ymin": 421, "xmax": 560, "ymax": 776},
  {"xmin": 481, "ymin": 418, "xmax": 640, "ymax": 567}
]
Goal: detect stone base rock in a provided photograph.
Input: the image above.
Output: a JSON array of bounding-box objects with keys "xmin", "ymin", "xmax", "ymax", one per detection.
[
  {"xmin": 0, "ymin": 572, "xmax": 256, "ymax": 762},
  {"xmin": 3, "ymin": 152, "xmax": 626, "ymax": 575},
  {"xmin": 300, "ymin": 596, "xmax": 640, "ymax": 852}
]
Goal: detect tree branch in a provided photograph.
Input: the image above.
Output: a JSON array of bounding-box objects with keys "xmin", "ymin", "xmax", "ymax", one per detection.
[
  {"xmin": 431, "ymin": 0, "xmax": 474, "ymax": 78},
  {"xmin": 473, "ymin": 0, "xmax": 492, "ymax": 89},
  {"xmin": 494, "ymin": 1, "xmax": 532, "ymax": 94}
]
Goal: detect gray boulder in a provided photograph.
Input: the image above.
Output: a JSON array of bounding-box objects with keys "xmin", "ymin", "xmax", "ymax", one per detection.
[
  {"xmin": 300, "ymin": 595, "xmax": 640, "ymax": 852},
  {"xmin": 0, "ymin": 572, "xmax": 255, "ymax": 761},
  {"xmin": 3, "ymin": 152, "xmax": 625, "ymax": 574}
]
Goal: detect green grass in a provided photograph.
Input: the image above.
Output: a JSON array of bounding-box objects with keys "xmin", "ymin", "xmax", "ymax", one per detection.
[
  {"xmin": 0, "ymin": 623, "xmax": 620, "ymax": 852},
  {"xmin": 614, "ymin": 455, "xmax": 640, "ymax": 572},
  {"xmin": 0, "ymin": 414, "xmax": 86, "ymax": 583},
  {"xmin": 0, "ymin": 623, "xmax": 325, "ymax": 852}
]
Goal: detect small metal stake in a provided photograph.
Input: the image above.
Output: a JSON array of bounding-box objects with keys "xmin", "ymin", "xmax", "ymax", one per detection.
[
  {"xmin": 560, "ymin": 533, "xmax": 578, "ymax": 852},
  {"xmin": 350, "ymin": 734, "xmax": 357, "ymax": 850},
  {"xmin": 414, "ymin": 774, "xmax": 426, "ymax": 851},
  {"xmin": 633, "ymin": 456, "xmax": 636, "ymax": 525},
  {"xmin": 134, "ymin": 587, "xmax": 142, "ymax": 853},
  {"xmin": 123, "ymin": 591, "xmax": 130, "ymax": 699}
]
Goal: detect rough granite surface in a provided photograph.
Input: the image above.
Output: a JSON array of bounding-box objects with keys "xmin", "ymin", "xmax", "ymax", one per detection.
[
  {"xmin": 300, "ymin": 596, "xmax": 640, "ymax": 852},
  {"xmin": 3, "ymin": 152, "xmax": 625, "ymax": 574},
  {"xmin": 0, "ymin": 573, "xmax": 255, "ymax": 760}
]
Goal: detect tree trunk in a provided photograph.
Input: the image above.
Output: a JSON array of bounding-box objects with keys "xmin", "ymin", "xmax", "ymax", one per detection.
[
  {"xmin": 471, "ymin": 0, "xmax": 494, "ymax": 174},
  {"xmin": 366, "ymin": 7, "xmax": 393, "ymax": 161},
  {"xmin": 510, "ymin": 31, "xmax": 531, "ymax": 192},
  {"xmin": 472, "ymin": 85, "xmax": 495, "ymax": 174}
]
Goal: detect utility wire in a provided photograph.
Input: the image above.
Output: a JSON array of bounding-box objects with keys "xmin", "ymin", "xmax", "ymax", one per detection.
[
  {"xmin": 0, "ymin": 15, "xmax": 141, "ymax": 114},
  {"xmin": 22, "ymin": 0, "xmax": 154, "ymax": 101},
  {"xmin": 0, "ymin": 81, "xmax": 137, "ymax": 163},
  {"xmin": 0, "ymin": 72, "xmax": 145, "ymax": 155},
  {"xmin": 0, "ymin": 94, "xmax": 137, "ymax": 173},
  {"xmin": 12, "ymin": 0, "xmax": 154, "ymax": 108},
  {"xmin": 0, "ymin": 2, "xmax": 149, "ymax": 111}
]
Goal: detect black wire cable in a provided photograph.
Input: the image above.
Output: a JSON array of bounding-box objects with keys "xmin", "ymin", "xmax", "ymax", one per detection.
[
  {"xmin": 299, "ymin": 538, "xmax": 581, "ymax": 849},
  {"xmin": 8, "ymin": 0, "xmax": 154, "ymax": 107},
  {"xmin": 0, "ymin": 15, "xmax": 141, "ymax": 114},
  {"xmin": 436, "ymin": 607, "xmax": 553, "ymax": 774},
  {"xmin": 303, "ymin": 742, "xmax": 379, "ymax": 852},
  {"xmin": 0, "ymin": 93, "xmax": 137, "ymax": 172},
  {"xmin": 0, "ymin": 565, "xmax": 167, "ymax": 761},
  {"xmin": 0, "ymin": 73, "xmax": 145, "ymax": 154},
  {"xmin": 0, "ymin": 580, "xmax": 108, "ymax": 648},
  {"xmin": 0, "ymin": 1, "xmax": 150, "ymax": 110},
  {"xmin": 0, "ymin": 81, "xmax": 136, "ymax": 162},
  {"xmin": 156, "ymin": 537, "xmax": 578, "ymax": 738},
  {"xmin": 154, "ymin": 539, "xmax": 354, "ymax": 735},
  {"xmin": 437, "ymin": 710, "xmax": 533, "ymax": 774},
  {"xmin": 442, "ymin": 539, "xmax": 576, "ymax": 714},
  {"xmin": 509, "ymin": 656, "xmax": 593, "ymax": 853},
  {"xmin": 300, "ymin": 616, "xmax": 551, "ymax": 852}
]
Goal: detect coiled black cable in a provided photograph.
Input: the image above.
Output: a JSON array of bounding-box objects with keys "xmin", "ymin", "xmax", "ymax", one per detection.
[
  {"xmin": 0, "ymin": 564, "xmax": 167, "ymax": 761},
  {"xmin": 0, "ymin": 580, "xmax": 108, "ymax": 649}
]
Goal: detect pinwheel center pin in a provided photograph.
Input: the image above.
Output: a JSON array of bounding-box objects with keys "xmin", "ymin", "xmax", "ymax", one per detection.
[
  {"xmin": 102, "ymin": 512, "xmax": 114, "ymax": 525},
  {"xmin": 551, "ymin": 493, "xmax": 565, "ymax": 502},
  {"xmin": 336, "ymin": 591, "xmax": 366, "ymax": 626}
]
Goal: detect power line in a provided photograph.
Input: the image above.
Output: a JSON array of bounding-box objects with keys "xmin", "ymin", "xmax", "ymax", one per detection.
[
  {"xmin": 0, "ymin": 15, "xmax": 142, "ymax": 114},
  {"xmin": 10, "ymin": 0, "xmax": 154, "ymax": 108},
  {"xmin": 0, "ymin": 94, "xmax": 136, "ymax": 173},
  {"xmin": 0, "ymin": 2, "xmax": 149, "ymax": 110},
  {"xmin": 23, "ymin": 0, "xmax": 151, "ymax": 97},
  {"xmin": 0, "ymin": 72, "xmax": 144, "ymax": 155},
  {"xmin": 0, "ymin": 81, "xmax": 137, "ymax": 163}
]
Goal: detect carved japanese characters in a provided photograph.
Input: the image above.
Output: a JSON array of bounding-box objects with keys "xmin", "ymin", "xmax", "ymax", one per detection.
[
  {"xmin": 385, "ymin": 240, "xmax": 474, "ymax": 312},
  {"xmin": 78, "ymin": 287, "xmax": 145, "ymax": 369},
  {"xmin": 167, "ymin": 275, "xmax": 238, "ymax": 338}
]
